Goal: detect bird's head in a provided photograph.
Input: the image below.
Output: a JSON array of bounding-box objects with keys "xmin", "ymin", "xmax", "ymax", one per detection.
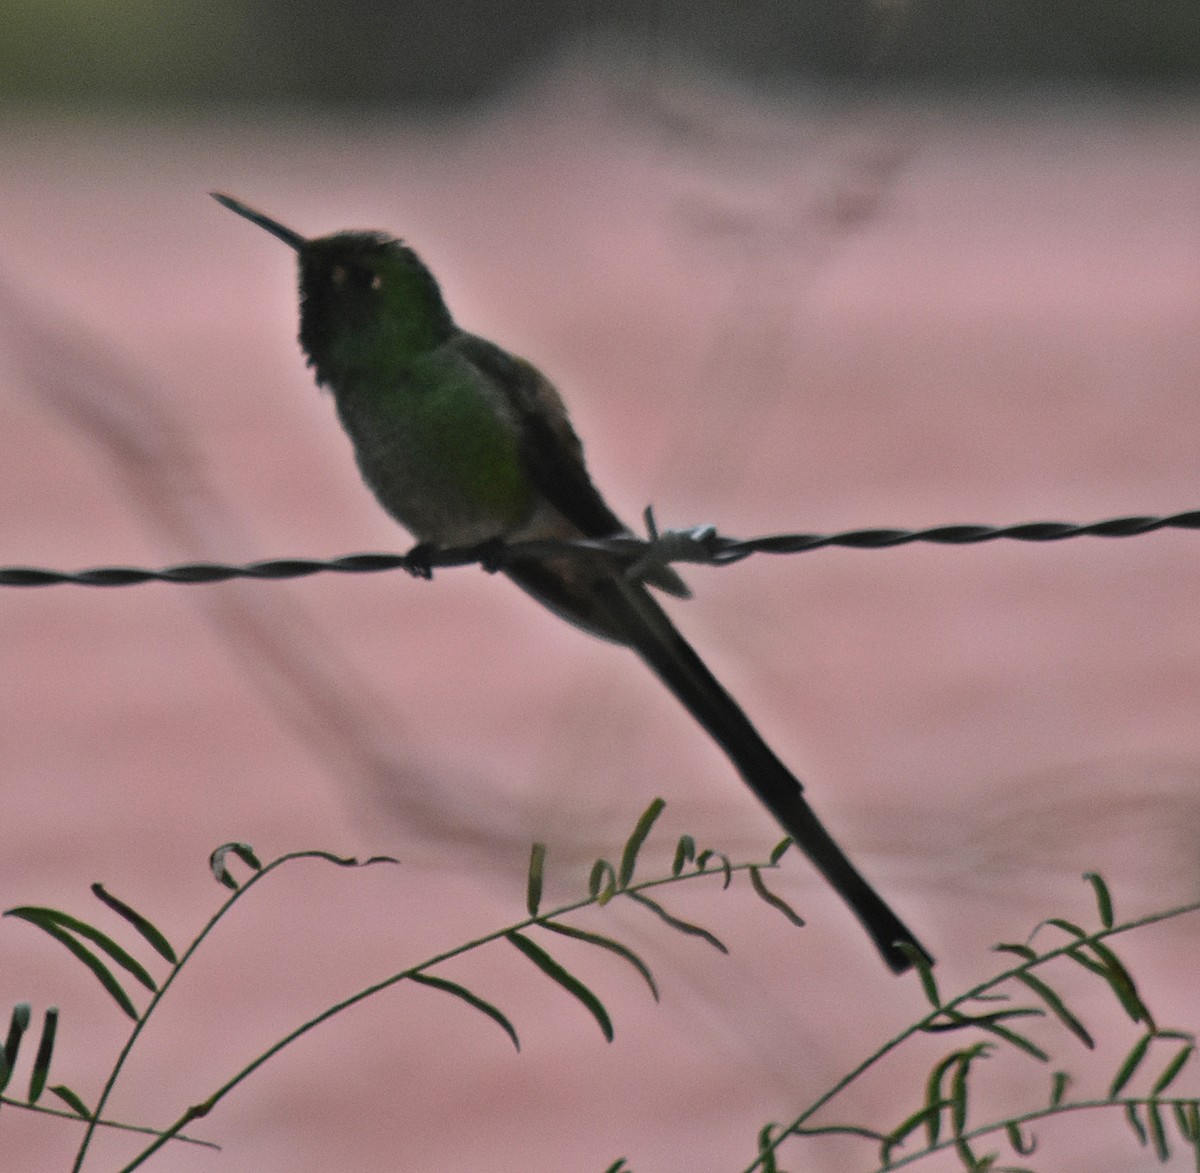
[{"xmin": 212, "ymin": 193, "xmax": 454, "ymax": 387}]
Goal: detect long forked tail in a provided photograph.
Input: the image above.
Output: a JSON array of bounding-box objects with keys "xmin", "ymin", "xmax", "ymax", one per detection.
[{"xmin": 592, "ymin": 578, "xmax": 933, "ymax": 975}]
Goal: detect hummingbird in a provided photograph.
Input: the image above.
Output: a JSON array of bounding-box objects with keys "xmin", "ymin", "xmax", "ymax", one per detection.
[{"xmin": 212, "ymin": 192, "xmax": 932, "ymax": 974}]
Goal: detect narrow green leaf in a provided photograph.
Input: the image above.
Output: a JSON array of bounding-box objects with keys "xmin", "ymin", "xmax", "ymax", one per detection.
[
  {"xmin": 1148, "ymin": 1099, "xmax": 1169, "ymax": 1162},
  {"xmin": 526, "ymin": 842, "xmax": 546, "ymax": 917},
  {"xmin": 951, "ymin": 1134, "xmax": 979, "ymax": 1167},
  {"xmin": 756, "ymin": 1122, "xmax": 780, "ymax": 1173},
  {"xmin": 209, "ymin": 842, "xmax": 261, "ymax": 889},
  {"xmin": 589, "ymin": 859, "xmax": 617, "ymax": 905},
  {"xmin": 1065, "ymin": 945, "xmax": 1108, "ymax": 978},
  {"xmin": 6, "ymin": 907, "xmax": 156, "ymax": 992},
  {"xmin": 1151, "ymin": 1044, "xmax": 1194, "ymax": 1096},
  {"xmin": 618, "ymin": 798, "xmax": 665, "ymax": 889},
  {"xmin": 922, "ymin": 1007, "xmax": 974, "ymax": 1034},
  {"xmin": 671, "ymin": 835, "xmax": 695, "ymax": 876},
  {"xmin": 1013, "ymin": 972, "xmax": 1094, "ymax": 1048},
  {"xmin": 1086, "ymin": 941, "xmax": 1153, "ymax": 1028},
  {"xmin": 48, "ymin": 1084, "xmax": 91, "ymax": 1118},
  {"xmin": 1083, "ymin": 872, "xmax": 1114, "ymax": 929},
  {"xmin": 1050, "ymin": 1070, "xmax": 1071, "ymax": 1107},
  {"xmin": 994, "ymin": 942, "xmax": 1038, "ymax": 962},
  {"xmin": 969, "ymin": 1006, "xmax": 1043, "ymax": 1026},
  {"xmin": 9, "ymin": 920, "xmax": 136, "ymax": 1020},
  {"xmin": 878, "ymin": 1132, "xmax": 895, "ymax": 1166},
  {"xmin": 406, "ymin": 972, "xmax": 519, "ymax": 1051},
  {"xmin": 887, "ymin": 1103, "xmax": 942, "ymax": 1158},
  {"xmin": 694, "ymin": 850, "xmax": 733, "ymax": 888},
  {"xmin": 1, "ymin": 1004, "xmax": 31, "ymax": 1093},
  {"xmin": 1044, "ymin": 916, "xmax": 1089, "ymax": 939},
  {"xmin": 1173, "ymin": 1100, "xmax": 1199, "ymax": 1142},
  {"xmin": 748, "ymin": 867, "xmax": 805, "ymax": 928},
  {"xmin": 923, "ymin": 1053, "xmax": 958, "ymax": 1147},
  {"xmin": 974, "ymin": 1018, "xmax": 1050, "ymax": 1063},
  {"xmin": 540, "ymin": 921, "xmax": 658, "ymax": 1001},
  {"xmin": 949, "ymin": 1052, "xmax": 970, "ymax": 1135},
  {"xmin": 768, "ymin": 837, "xmax": 792, "ymax": 865},
  {"xmin": 623, "ymin": 891, "xmax": 728, "ymax": 953},
  {"xmin": 889, "ymin": 945, "xmax": 932, "ymax": 1008},
  {"xmin": 1125, "ymin": 1101, "xmax": 1148, "ymax": 1145},
  {"xmin": 911, "ymin": 948, "xmax": 941, "ymax": 1011},
  {"xmin": 27, "ymin": 1008, "xmax": 56, "ymax": 1104},
  {"xmin": 505, "ymin": 931, "xmax": 614, "ymax": 1042},
  {"xmin": 1112, "ymin": 1033, "xmax": 1154, "ymax": 1099},
  {"xmin": 90, "ymin": 884, "xmax": 176, "ymax": 964},
  {"xmin": 1006, "ymin": 1119, "xmax": 1037, "ymax": 1156},
  {"xmin": 602, "ymin": 1161, "xmax": 629, "ymax": 1173}
]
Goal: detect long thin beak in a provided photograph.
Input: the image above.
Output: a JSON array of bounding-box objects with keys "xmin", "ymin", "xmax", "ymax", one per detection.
[{"xmin": 211, "ymin": 193, "xmax": 307, "ymax": 251}]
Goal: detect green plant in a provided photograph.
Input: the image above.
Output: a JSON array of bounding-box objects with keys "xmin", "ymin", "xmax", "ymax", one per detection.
[{"xmin": 2, "ymin": 802, "xmax": 1197, "ymax": 1172}]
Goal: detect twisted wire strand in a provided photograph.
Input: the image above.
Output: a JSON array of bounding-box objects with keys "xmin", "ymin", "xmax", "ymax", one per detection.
[{"xmin": 3, "ymin": 509, "xmax": 1199, "ymax": 588}]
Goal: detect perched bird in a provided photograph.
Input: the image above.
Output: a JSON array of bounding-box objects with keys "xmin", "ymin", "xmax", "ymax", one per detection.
[{"xmin": 213, "ymin": 192, "xmax": 932, "ymax": 974}]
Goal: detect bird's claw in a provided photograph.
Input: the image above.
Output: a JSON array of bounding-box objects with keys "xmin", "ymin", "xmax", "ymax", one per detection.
[
  {"xmin": 474, "ymin": 537, "xmax": 508, "ymax": 575},
  {"xmin": 404, "ymin": 542, "xmax": 436, "ymax": 580}
]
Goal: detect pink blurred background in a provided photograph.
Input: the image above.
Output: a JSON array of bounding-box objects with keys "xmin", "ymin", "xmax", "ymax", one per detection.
[{"xmin": 2, "ymin": 60, "xmax": 1200, "ymax": 1171}]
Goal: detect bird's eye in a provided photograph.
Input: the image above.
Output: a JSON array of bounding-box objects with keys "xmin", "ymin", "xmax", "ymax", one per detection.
[{"xmin": 328, "ymin": 264, "xmax": 380, "ymax": 293}]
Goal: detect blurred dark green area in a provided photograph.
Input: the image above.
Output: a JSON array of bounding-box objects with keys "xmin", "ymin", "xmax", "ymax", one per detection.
[{"xmin": 2, "ymin": 0, "xmax": 1199, "ymax": 110}]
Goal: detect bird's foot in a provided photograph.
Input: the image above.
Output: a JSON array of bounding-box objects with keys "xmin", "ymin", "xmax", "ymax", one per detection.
[
  {"xmin": 403, "ymin": 542, "xmax": 436, "ymax": 580},
  {"xmin": 473, "ymin": 537, "xmax": 508, "ymax": 575}
]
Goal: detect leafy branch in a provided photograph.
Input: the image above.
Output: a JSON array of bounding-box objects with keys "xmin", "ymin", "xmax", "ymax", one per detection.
[
  {"xmin": 3, "ymin": 799, "xmax": 802, "ymax": 1171},
  {"xmin": 9, "ymin": 803, "xmax": 1198, "ymax": 1173},
  {"xmin": 745, "ymin": 872, "xmax": 1200, "ymax": 1173}
]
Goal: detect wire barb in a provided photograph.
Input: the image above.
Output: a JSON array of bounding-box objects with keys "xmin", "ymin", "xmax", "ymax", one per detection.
[{"xmin": 2, "ymin": 509, "xmax": 1199, "ymax": 588}]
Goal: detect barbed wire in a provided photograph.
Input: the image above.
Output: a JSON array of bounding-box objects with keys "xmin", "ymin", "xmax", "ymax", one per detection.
[{"xmin": 3, "ymin": 508, "xmax": 1199, "ymax": 589}]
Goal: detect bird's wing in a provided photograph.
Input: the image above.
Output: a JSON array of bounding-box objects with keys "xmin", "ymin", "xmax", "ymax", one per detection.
[
  {"xmin": 454, "ymin": 332, "xmax": 626, "ymax": 537},
  {"xmin": 456, "ymin": 332, "xmax": 689, "ymax": 598}
]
